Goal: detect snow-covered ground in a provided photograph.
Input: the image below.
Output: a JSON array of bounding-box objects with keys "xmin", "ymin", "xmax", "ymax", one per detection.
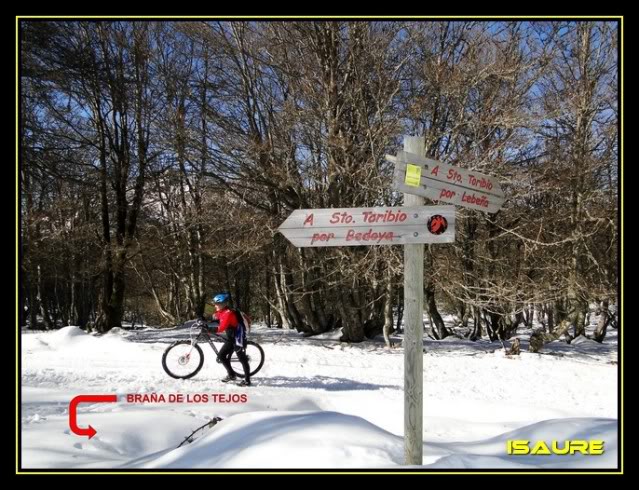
[{"xmin": 20, "ymin": 318, "xmax": 619, "ymax": 470}]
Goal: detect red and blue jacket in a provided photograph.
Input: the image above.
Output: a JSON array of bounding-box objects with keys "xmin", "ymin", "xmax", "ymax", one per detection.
[{"xmin": 214, "ymin": 307, "xmax": 238, "ymax": 338}]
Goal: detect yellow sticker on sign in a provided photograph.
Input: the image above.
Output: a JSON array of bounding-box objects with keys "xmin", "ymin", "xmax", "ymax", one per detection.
[{"xmin": 405, "ymin": 164, "xmax": 421, "ymax": 187}]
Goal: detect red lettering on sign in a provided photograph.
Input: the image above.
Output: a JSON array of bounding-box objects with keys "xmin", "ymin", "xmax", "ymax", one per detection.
[
  {"xmin": 467, "ymin": 174, "xmax": 493, "ymax": 191},
  {"xmin": 447, "ymin": 168, "xmax": 462, "ymax": 183},
  {"xmin": 329, "ymin": 212, "xmax": 354, "ymax": 224},
  {"xmin": 303, "ymin": 214, "xmax": 314, "ymax": 226},
  {"xmin": 439, "ymin": 188, "xmax": 457, "ymax": 200},
  {"xmin": 346, "ymin": 229, "xmax": 395, "ymax": 243},
  {"xmin": 461, "ymin": 192, "xmax": 489, "ymax": 208},
  {"xmin": 311, "ymin": 232, "xmax": 336, "ymax": 245},
  {"xmin": 362, "ymin": 210, "xmax": 407, "ymax": 223}
]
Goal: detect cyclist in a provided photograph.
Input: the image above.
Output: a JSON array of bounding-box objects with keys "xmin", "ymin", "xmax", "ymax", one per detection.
[{"xmin": 208, "ymin": 293, "xmax": 251, "ymax": 387}]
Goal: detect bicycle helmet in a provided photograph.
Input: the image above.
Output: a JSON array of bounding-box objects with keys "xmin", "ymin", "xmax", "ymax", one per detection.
[{"xmin": 213, "ymin": 293, "xmax": 230, "ymax": 304}]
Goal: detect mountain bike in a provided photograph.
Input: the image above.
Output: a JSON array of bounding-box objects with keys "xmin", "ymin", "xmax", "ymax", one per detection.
[{"xmin": 162, "ymin": 319, "xmax": 265, "ymax": 379}]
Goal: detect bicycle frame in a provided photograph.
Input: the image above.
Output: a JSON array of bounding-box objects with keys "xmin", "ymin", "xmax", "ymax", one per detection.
[{"xmin": 188, "ymin": 322, "xmax": 226, "ymax": 358}]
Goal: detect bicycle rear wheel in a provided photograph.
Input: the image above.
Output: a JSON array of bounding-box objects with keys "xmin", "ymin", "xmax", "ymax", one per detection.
[
  {"xmin": 231, "ymin": 340, "xmax": 265, "ymax": 377},
  {"xmin": 162, "ymin": 340, "xmax": 205, "ymax": 379}
]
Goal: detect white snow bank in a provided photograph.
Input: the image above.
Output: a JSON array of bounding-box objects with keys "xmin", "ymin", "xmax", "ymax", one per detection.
[
  {"xmin": 22, "ymin": 325, "xmax": 135, "ymax": 352},
  {"xmin": 571, "ymin": 335, "xmax": 600, "ymax": 345},
  {"xmin": 46, "ymin": 326, "xmax": 88, "ymax": 347},
  {"xmin": 426, "ymin": 417, "xmax": 617, "ymax": 469},
  {"xmin": 125, "ymin": 411, "xmax": 403, "ymax": 469},
  {"xmin": 21, "ymin": 400, "xmax": 208, "ymax": 469},
  {"xmin": 120, "ymin": 411, "xmax": 616, "ymax": 469}
]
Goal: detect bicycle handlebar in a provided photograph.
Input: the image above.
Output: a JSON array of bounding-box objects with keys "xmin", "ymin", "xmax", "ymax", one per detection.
[{"xmin": 189, "ymin": 320, "xmax": 226, "ymax": 341}]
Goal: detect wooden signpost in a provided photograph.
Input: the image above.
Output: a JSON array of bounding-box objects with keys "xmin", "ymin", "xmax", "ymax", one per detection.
[
  {"xmin": 278, "ymin": 205, "xmax": 455, "ymax": 248},
  {"xmin": 400, "ymin": 137, "xmax": 425, "ymax": 467},
  {"xmin": 278, "ymin": 136, "xmax": 505, "ymax": 466},
  {"xmin": 387, "ymin": 151, "xmax": 505, "ymax": 214}
]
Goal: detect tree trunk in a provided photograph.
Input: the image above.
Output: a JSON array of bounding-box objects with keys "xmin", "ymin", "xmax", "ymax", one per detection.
[
  {"xmin": 28, "ymin": 276, "xmax": 39, "ymax": 329},
  {"xmin": 297, "ymin": 249, "xmax": 326, "ymax": 334},
  {"xmin": 468, "ymin": 306, "xmax": 482, "ymax": 341},
  {"xmin": 273, "ymin": 264, "xmax": 292, "ymax": 329},
  {"xmin": 395, "ymin": 288, "xmax": 404, "ymax": 333},
  {"xmin": 569, "ymin": 298, "xmax": 589, "ymax": 338},
  {"xmin": 546, "ymin": 303, "xmax": 555, "ymax": 333},
  {"xmin": 593, "ymin": 299, "xmax": 610, "ymax": 343},
  {"xmin": 338, "ymin": 298, "xmax": 366, "ymax": 342},
  {"xmin": 456, "ymin": 301, "xmax": 468, "ymax": 329},
  {"xmin": 37, "ymin": 265, "xmax": 54, "ymax": 329},
  {"xmin": 425, "ymin": 286, "xmax": 450, "ymax": 339},
  {"xmin": 95, "ymin": 248, "xmax": 127, "ymax": 333}
]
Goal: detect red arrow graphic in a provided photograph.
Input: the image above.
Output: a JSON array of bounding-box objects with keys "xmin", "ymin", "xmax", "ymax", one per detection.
[{"xmin": 69, "ymin": 394, "xmax": 117, "ymax": 439}]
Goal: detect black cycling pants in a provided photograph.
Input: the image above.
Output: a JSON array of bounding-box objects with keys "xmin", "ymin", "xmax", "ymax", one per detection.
[{"xmin": 218, "ymin": 341, "xmax": 251, "ymax": 380}]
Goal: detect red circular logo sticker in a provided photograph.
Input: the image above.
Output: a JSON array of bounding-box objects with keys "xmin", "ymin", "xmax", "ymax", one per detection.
[{"xmin": 427, "ymin": 215, "xmax": 448, "ymax": 235}]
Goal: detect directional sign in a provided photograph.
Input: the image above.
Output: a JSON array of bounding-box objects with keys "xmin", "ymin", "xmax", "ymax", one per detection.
[
  {"xmin": 278, "ymin": 206, "xmax": 455, "ymax": 247},
  {"xmin": 387, "ymin": 151, "xmax": 505, "ymax": 213}
]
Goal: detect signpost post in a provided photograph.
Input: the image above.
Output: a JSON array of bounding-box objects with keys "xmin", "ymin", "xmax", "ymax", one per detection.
[{"xmin": 401, "ymin": 137, "xmax": 425, "ymax": 466}]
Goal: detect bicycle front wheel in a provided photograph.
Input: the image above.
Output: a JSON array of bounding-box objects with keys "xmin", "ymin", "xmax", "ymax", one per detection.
[
  {"xmin": 231, "ymin": 340, "xmax": 265, "ymax": 377},
  {"xmin": 162, "ymin": 340, "xmax": 204, "ymax": 379}
]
